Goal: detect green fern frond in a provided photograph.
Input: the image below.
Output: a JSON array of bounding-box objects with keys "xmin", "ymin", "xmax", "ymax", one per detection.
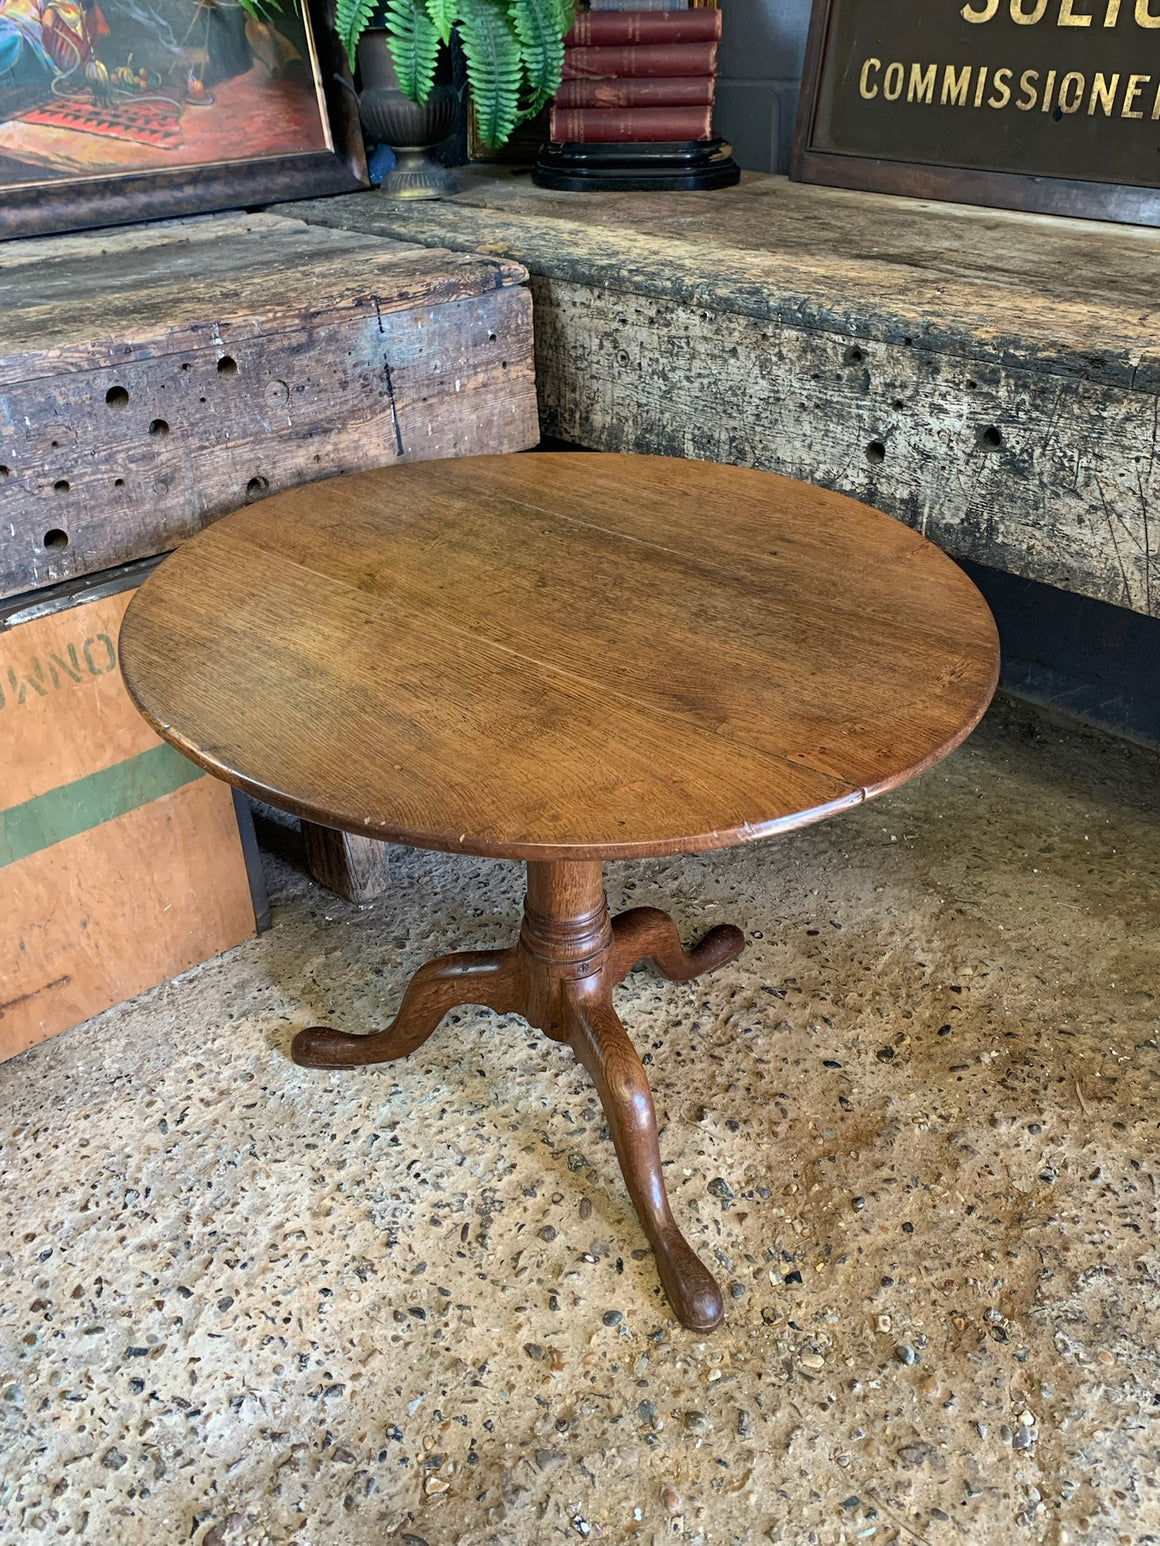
[
  {"xmin": 335, "ymin": 0, "xmax": 374, "ymax": 72},
  {"xmin": 384, "ymin": 0, "xmax": 441, "ymax": 103},
  {"xmin": 457, "ymin": 0, "xmax": 521, "ymax": 147},
  {"xmin": 553, "ymin": 0, "xmax": 577, "ymax": 37},
  {"xmin": 336, "ymin": 0, "xmax": 379, "ymax": 71},
  {"xmin": 234, "ymin": 0, "xmax": 276, "ymax": 22},
  {"xmin": 516, "ymin": 84, "xmax": 551, "ymax": 125},
  {"xmin": 507, "ymin": 0, "xmax": 564, "ymax": 96},
  {"xmin": 423, "ymin": 0, "xmax": 458, "ymax": 44}
]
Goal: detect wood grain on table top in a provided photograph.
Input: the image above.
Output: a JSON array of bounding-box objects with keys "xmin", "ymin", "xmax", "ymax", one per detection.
[{"xmin": 119, "ymin": 453, "xmax": 999, "ymax": 861}]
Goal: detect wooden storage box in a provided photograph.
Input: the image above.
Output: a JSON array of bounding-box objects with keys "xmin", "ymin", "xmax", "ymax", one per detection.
[{"xmin": 0, "ymin": 211, "xmax": 538, "ymax": 599}]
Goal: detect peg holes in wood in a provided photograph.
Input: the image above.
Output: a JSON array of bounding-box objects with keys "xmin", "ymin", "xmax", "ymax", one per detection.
[
  {"xmin": 217, "ymin": 356, "xmax": 238, "ymax": 377},
  {"xmin": 844, "ymin": 345, "xmax": 865, "ymax": 366},
  {"xmin": 43, "ymin": 529, "xmax": 68, "ymax": 550},
  {"xmin": 181, "ymin": 363, "xmax": 192, "ymax": 372},
  {"xmin": 488, "ymin": 332, "xmax": 497, "ymax": 343},
  {"xmin": 106, "ymin": 386, "xmax": 129, "ymax": 409},
  {"xmin": 892, "ymin": 398, "xmax": 904, "ymax": 410},
  {"xmin": 866, "ymin": 441, "xmax": 886, "ymax": 465},
  {"xmin": 978, "ymin": 425, "xmax": 1003, "ymax": 450},
  {"xmin": 149, "ymin": 419, "xmax": 169, "ymax": 438},
  {"xmin": 54, "ymin": 479, "xmax": 70, "ymax": 493},
  {"xmin": 246, "ymin": 476, "xmax": 269, "ymax": 502},
  {"xmin": 114, "ymin": 478, "xmax": 125, "ymax": 488},
  {"xmin": 0, "ymin": 465, "xmax": 8, "ymax": 478}
]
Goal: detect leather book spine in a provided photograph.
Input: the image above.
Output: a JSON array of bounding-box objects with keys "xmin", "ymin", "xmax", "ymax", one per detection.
[
  {"xmin": 554, "ymin": 75, "xmax": 715, "ymax": 107},
  {"xmin": 548, "ymin": 105, "xmax": 714, "ymax": 142},
  {"xmin": 565, "ymin": 9, "xmax": 722, "ymax": 44},
  {"xmin": 561, "ymin": 42, "xmax": 719, "ymax": 79}
]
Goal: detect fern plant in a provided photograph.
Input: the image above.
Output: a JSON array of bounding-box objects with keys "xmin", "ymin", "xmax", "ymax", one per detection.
[{"xmin": 334, "ymin": 0, "xmax": 576, "ymax": 148}]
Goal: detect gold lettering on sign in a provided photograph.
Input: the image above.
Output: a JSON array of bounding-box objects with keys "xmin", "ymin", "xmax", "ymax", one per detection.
[
  {"xmin": 1040, "ymin": 66, "xmax": 1058, "ymax": 107},
  {"xmin": 883, "ymin": 61, "xmax": 905, "ymax": 99},
  {"xmin": 1016, "ymin": 68, "xmax": 1040, "ymax": 107},
  {"xmin": 1123, "ymin": 71, "xmax": 1150, "ymax": 112},
  {"xmin": 974, "ymin": 65, "xmax": 990, "ymax": 104},
  {"xmin": 909, "ymin": 62, "xmax": 937, "ymax": 102},
  {"xmin": 1104, "ymin": 0, "xmax": 1122, "ymax": 20},
  {"xmin": 1088, "ymin": 71, "xmax": 1120, "ymax": 111},
  {"xmin": 859, "ymin": 57, "xmax": 881, "ymax": 98},
  {"xmin": 1057, "ymin": 70, "xmax": 1085, "ymax": 109},
  {"xmin": 1153, "ymin": 79, "xmax": 1160, "ymax": 116},
  {"xmin": 1011, "ymin": 0, "xmax": 1049, "ymax": 20},
  {"xmin": 988, "ymin": 66, "xmax": 1014, "ymax": 104},
  {"xmin": 942, "ymin": 64, "xmax": 972, "ymax": 104},
  {"xmin": 1058, "ymin": 0, "xmax": 1094, "ymax": 20},
  {"xmin": 1136, "ymin": 0, "xmax": 1160, "ymax": 23},
  {"xmin": 962, "ymin": 0, "xmax": 1000, "ymax": 18}
]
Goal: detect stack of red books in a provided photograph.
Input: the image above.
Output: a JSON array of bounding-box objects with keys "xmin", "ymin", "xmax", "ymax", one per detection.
[{"xmin": 550, "ymin": 7, "xmax": 722, "ymax": 145}]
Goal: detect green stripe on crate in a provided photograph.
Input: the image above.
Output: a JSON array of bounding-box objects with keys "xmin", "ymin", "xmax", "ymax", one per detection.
[{"xmin": 0, "ymin": 743, "xmax": 203, "ymax": 869}]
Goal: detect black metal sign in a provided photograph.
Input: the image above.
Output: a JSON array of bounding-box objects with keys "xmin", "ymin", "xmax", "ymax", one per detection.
[{"xmin": 792, "ymin": 0, "xmax": 1160, "ymax": 225}]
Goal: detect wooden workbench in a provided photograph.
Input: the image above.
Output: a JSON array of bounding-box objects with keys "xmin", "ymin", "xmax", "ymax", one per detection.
[
  {"xmin": 1, "ymin": 210, "xmax": 536, "ymax": 600},
  {"xmin": 280, "ymin": 170, "xmax": 1160, "ymax": 619}
]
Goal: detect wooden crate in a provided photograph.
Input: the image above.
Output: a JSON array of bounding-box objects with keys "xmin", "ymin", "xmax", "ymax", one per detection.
[
  {"xmin": 0, "ymin": 563, "xmax": 263, "ymax": 1060},
  {"xmin": 0, "ymin": 210, "xmax": 538, "ymax": 599}
]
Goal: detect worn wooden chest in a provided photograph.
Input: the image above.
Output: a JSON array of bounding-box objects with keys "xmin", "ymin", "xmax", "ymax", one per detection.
[{"xmin": 0, "ymin": 210, "xmax": 538, "ymax": 600}]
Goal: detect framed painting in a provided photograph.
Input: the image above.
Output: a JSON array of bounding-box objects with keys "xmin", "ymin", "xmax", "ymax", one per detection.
[
  {"xmin": 792, "ymin": 0, "xmax": 1160, "ymax": 228},
  {"xmin": 0, "ymin": 0, "xmax": 366, "ymax": 238}
]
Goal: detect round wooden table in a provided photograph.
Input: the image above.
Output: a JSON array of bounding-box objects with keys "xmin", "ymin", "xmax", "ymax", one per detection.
[{"xmin": 120, "ymin": 453, "xmax": 999, "ymax": 1331}]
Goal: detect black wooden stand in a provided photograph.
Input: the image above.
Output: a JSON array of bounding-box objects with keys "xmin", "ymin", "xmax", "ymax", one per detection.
[{"xmin": 533, "ymin": 138, "xmax": 741, "ymax": 193}]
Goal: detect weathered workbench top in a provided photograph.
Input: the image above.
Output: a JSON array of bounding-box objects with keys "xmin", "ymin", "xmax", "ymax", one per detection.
[
  {"xmin": 1, "ymin": 210, "xmax": 535, "ymax": 599},
  {"xmin": 281, "ymin": 170, "xmax": 1160, "ymax": 618}
]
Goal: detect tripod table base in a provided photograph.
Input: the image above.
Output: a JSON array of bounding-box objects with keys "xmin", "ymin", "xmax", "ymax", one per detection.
[{"xmin": 291, "ymin": 859, "xmax": 744, "ymax": 1332}]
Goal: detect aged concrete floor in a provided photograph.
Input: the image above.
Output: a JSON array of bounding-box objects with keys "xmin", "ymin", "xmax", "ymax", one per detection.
[{"xmin": 2, "ymin": 697, "xmax": 1159, "ymax": 1546}]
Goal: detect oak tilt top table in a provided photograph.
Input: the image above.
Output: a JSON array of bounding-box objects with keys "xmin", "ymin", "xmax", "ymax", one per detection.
[{"xmin": 120, "ymin": 452, "xmax": 999, "ymax": 1331}]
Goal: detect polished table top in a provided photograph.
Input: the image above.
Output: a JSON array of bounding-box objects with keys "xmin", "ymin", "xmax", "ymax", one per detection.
[{"xmin": 120, "ymin": 452, "xmax": 999, "ymax": 861}]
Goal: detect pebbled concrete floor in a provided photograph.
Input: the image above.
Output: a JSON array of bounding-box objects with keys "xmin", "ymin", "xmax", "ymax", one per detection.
[{"xmin": 2, "ymin": 697, "xmax": 1159, "ymax": 1546}]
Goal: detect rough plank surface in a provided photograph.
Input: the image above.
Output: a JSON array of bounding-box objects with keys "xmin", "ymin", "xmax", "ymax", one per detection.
[
  {"xmin": 279, "ymin": 174, "xmax": 1160, "ymax": 617},
  {"xmin": 1, "ymin": 211, "xmax": 537, "ymax": 598}
]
